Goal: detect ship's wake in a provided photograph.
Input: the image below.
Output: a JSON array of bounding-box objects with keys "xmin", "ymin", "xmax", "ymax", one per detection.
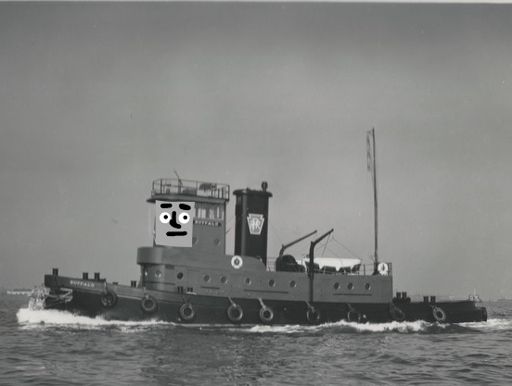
[
  {"xmin": 16, "ymin": 308, "xmax": 172, "ymax": 331},
  {"xmin": 240, "ymin": 319, "xmax": 512, "ymax": 335},
  {"xmin": 16, "ymin": 307, "xmax": 511, "ymax": 334}
]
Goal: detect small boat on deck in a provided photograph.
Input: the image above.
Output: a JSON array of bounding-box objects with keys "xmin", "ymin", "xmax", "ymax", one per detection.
[{"xmin": 40, "ymin": 130, "xmax": 487, "ymax": 324}]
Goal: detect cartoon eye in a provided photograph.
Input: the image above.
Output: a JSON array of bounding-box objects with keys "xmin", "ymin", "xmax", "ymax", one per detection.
[
  {"xmin": 159, "ymin": 212, "xmax": 170, "ymax": 223},
  {"xmin": 178, "ymin": 212, "xmax": 190, "ymax": 224}
]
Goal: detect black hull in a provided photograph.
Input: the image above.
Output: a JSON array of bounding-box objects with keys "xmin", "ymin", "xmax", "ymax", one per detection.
[{"xmin": 44, "ymin": 275, "xmax": 487, "ymax": 325}]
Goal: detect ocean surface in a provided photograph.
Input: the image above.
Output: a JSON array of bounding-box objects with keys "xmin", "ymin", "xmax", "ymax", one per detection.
[{"xmin": 1, "ymin": 294, "xmax": 512, "ymax": 385}]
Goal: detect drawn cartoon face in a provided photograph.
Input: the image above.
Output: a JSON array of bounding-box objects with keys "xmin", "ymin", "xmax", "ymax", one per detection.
[{"xmin": 155, "ymin": 201, "xmax": 195, "ymax": 247}]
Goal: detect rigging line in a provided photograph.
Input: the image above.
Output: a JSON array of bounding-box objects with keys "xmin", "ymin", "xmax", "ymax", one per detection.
[
  {"xmin": 322, "ymin": 244, "xmax": 361, "ymax": 260},
  {"xmin": 269, "ymin": 222, "xmax": 285, "ymax": 247},
  {"xmin": 320, "ymin": 233, "xmax": 330, "ymax": 256},
  {"xmin": 224, "ymin": 216, "xmax": 235, "ymax": 235},
  {"xmin": 314, "ymin": 236, "xmax": 335, "ymax": 256},
  {"xmin": 331, "ymin": 236, "xmax": 362, "ymax": 260},
  {"xmin": 225, "ymin": 215, "xmax": 235, "ymax": 226},
  {"xmin": 322, "ymin": 246, "xmax": 341, "ymax": 258},
  {"xmin": 314, "ymin": 236, "xmax": 342, "ymax": 259}
]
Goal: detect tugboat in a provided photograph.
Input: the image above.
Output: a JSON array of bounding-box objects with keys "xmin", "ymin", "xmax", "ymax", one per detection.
[{"xmin": 41, "ymin": 130, "xmax": 487, "ymax": 324}]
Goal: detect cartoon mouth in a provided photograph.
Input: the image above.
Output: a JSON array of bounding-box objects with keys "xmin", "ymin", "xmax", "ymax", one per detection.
[{"xmin": 166, "ymin": 231, "xmax": 187, "ymax": 236}]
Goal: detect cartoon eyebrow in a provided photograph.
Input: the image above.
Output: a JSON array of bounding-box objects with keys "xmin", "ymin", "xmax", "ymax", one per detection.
[
  {"xmin": 160, "ymin": 203, "xmax": 173, "ymax": 208},
  {"xmin": 179, "ymin": 204, "xmax": 191, "ymax": 210}
]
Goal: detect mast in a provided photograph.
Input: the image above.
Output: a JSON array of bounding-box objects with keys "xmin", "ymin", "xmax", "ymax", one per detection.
[
  {"xmin": 308, "ymin": 228, "xmax": 334, "ymax": 303},
  {"xmin": 367, "ymin": 128, "xmax": 379, "ymax": 266}
]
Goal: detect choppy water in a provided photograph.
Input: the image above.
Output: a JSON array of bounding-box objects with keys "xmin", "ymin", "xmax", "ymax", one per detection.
[{"xmin": 2, "ymin": 294, "xmax": 512, "ymax": 385}]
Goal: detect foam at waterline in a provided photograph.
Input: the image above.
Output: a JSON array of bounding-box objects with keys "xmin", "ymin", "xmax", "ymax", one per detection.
[
  {"xmin": 16, "ymin": 308, "xmax": 172, "ymax": 329},
  {"xmin": 246, "ymin": 319, "xmax": 512, "ymax": 334},
  {"xmin": 245, "ymin": 320, "xmax": 432, "ymax": 334},
  {"xmin": 460, "ymin": 318, "xmax": 512, "ymax": 331},
  {"xmin": 17, "ymin": 308, "xmax": 507, "ymax": 332}
]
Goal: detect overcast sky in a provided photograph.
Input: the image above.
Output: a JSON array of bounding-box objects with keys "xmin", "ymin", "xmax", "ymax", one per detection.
[{"xmin": 1, "ymin": 3, "xmax": 511, "ymax": 299}]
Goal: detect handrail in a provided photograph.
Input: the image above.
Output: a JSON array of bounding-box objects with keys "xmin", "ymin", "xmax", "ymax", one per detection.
[{"xmin": 301, "ymin": 262, "xmax": 392, "ymax": 276}]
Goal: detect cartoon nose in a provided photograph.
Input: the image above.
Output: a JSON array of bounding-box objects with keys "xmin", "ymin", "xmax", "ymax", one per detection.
[{"xmin": 170, "ymin": 212, "xmax": 181, "ymax": 229}]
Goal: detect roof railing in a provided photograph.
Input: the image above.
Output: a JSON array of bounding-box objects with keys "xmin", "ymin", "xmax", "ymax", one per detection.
[{"xmin": 151, "ymin": 178, "xmax": 230, "ymax": 200}]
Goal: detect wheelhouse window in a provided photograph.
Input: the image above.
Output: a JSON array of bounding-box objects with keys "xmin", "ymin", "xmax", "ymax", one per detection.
[{"xmin": 195, "ymin": 203, "xmax": 224, "ymax": 220}]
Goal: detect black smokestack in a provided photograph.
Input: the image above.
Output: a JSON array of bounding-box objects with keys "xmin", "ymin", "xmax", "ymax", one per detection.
[{"xmin": 233, "ymin": 182, "xmax": 272, "ymax": 265}]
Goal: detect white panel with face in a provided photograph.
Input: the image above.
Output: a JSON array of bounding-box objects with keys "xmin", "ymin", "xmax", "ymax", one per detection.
[{"xmin": 155, "ymin": 201, "xmax": 195, "ymax": 247}]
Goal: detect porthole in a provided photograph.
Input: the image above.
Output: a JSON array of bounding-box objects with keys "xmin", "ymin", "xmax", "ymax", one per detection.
[
  {"xmin": 144, "ymin": 269, "xmax": 148, "ymax": 277},
  {"xmin": 347, "ymin": 282, "xmax": 354, "ymax": 290},
  {"xmin": 245, "ymin": 277, "xmax": 252, "ymax": 285},
  {"xmin": 269, "ymin": 279, "xmax": 275, "ymax": 287},
  {"xmin": 203, "ymin": 274, "xmax": 210, "ymax": 283},
  {"xmin": 214, "ymin": 238, "xmax": 221, "ymax": 246},
  {"xmin": 365, "ymin": 283, "xmax": 371, "ymax": 291},
  {"xmin": 220, "ymin": 276, "xmax": 228, "ymax": 284},
  {"xmin": 290, "ymin": 280, "xmax": 296, "ymax": 288},
  {"xmin": 333, "ymin": 282, "xmax": 340, "ymax": 290},
  {"xmin": 155, "ymin": 271, "xmax": 162, "ymax": 278},
  {"xmin": 177, "ymin": 272, "xmax": 184, "ymax": 280}
]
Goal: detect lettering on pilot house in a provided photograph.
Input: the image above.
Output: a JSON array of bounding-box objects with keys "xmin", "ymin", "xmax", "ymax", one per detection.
[
  {"xmin": 70, "ymin": 280, "xmax": 95, "ymax": 288},
  {"xmin": 155, "ymin": 201, "xmax": 195, "ymax": 247},
  {"xmin": 247, "ymin": 213, "xmax": 264, "ymax": 235}
]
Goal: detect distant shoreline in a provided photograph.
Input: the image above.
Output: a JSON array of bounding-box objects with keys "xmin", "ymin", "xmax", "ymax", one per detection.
[{"xmin": 4, "ymin": 289, "xmax": 32, "ymax": 296}]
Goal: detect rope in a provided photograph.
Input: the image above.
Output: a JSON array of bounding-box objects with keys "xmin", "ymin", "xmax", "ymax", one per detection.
[
  {"xmin": 225, "ymin": 215, "xmax": 235, "ymax": 227},
  {"xmin": 320, "ymin": 233, "xmax": 330, "ymax": 256},
  {"xmin": 224, "ymin": 215, "xmax": 235, "ymax": 235},
  {"xmin": 269, "ymin": 222, "xmax": 285, "ymax": 247},
  {"xmin": 331, "ymin": 236, "xmax": 362, "ymax": 260}
]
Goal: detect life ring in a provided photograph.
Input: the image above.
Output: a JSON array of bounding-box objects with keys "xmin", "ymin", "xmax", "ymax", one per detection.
[
  {"xmin": 347, "ymin": 310, "xmax": 361, "ymax": 323},
  {"xmin": 306, "ymin": 307, "xmax": 321, "ymax": 324},
  {"xmin": 432, "ymin": 306, "xmax": 447, "ymax": 323},
  {"xmin": 259, "ymin": 306, "xmax": 274, "ymax": 324},
  {"xmin": 377, "ymin": 262, "xmax": 389, "ymax": 275},
  {"xmin": 100, "ymin": 289, "xmax": 117, "ymax": 308},
  {"xmin": 179, "ymin": 302, "xmax": 195, "ymax": 322},
  {"xmin": 389, "ymin": 304, "xmax": 406, "ymax": 322},
  {"xmin": 227, "ymin": 303, "xmax": 244, "ymax": 323},
  {"xmin": 231, "ymin": 255, "xmax": 243, "ymax": 270},
  {"xmin": 141, "ymin": 294, "xmax": 158, "ymax": 314}
]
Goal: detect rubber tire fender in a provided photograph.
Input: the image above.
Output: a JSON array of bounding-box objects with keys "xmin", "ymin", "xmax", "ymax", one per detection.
[
  {"xmin": 179, "ymin": 302, "xmax": 196, "ymax": 322},
  {"xmin": 259, "ymin": 306, "xmax": 274, "ymax": 324},
  {"xmin": 432, "ymin": 306, "xmax": 447, "ymax": 323},
  {"xmin": 227, "ymin": 303, "xmax": 244, "ymax": 323},
  {"xmin": 347, "ymin": 310, "xmax": 361, "ymax": 323},
  {"xmin": 389, "ymin": 305, "xmax": 406, "ymax": 322},
  {"xmin": 100, "ymin": 289, "xmax": 117, "ymax": 309},
  {"xmin": 141, "ymin": 294, "xmax": 158, "ymax": 314},
  {"xmin": 306, "ymin": 307, "xmax": 321, "ymax": 324}
]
